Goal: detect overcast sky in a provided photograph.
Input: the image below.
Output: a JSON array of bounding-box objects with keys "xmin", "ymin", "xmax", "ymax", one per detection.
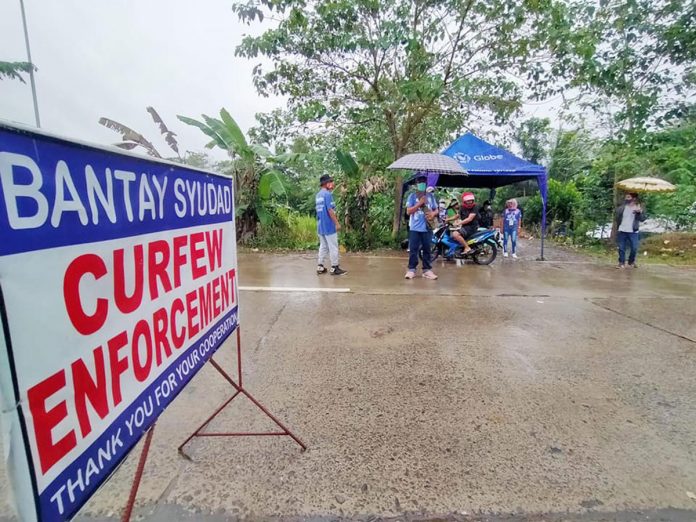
[
  {"xmin": 0, "ymin": 0, "xmax": 285, "ymax": 160},
  {"xmin": 1, "ymin": 1, "xmax": 562, "ymax": 161}
]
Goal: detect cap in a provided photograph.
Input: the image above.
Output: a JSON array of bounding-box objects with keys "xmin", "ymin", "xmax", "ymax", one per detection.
[
  {"xmin": 319, "ymin": 174, "xmax": 334, "ymax": 185},
  {"xmin": 461, "ymin": 192, "xmax": 475, "ymax": 202}
]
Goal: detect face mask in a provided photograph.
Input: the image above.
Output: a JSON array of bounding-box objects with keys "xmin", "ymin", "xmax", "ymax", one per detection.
[{"xmin": 417, "ymin": 182, "xmax": 426, "ymax": 192}]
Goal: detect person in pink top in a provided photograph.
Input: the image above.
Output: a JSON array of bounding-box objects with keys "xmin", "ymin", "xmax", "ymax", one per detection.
[{"xmin": 502, "ymin": 199, "xmax": 522, "ymax": 258}]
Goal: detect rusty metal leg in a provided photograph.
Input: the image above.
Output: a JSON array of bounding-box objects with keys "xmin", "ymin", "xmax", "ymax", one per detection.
[
  {"xmin": 177, "ymin": 391, "xmax": 241, "ymax": 459},
  {"xmin": 121, "ymin": 425, "xmax": 155, "ymax": 522},
  {"xmin": 204, "ymin": 358, "xmax": 306, "ymax": 451},
  {"xmin": 177, "ymin": 326, "xmax": 307, "ymax": 458},
  {"xmin": 237, "ymin": 326, "xmax": 243, "ymax": 387},
  {"xmin": 209, "ymin": 357, "xmax": 241, "ymax": 390},
  {"xmin": 238, "ymin": 387, "xmax": 307, "ymax": 451}
]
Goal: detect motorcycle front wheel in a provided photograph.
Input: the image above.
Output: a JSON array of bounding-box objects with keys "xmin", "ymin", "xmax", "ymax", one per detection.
[{"xmin": 473, "ymin": 241, "xmax": 497, "ymax": 265}]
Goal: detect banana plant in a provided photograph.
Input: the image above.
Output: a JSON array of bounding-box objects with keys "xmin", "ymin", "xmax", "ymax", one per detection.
[
  {"xmin": 178, "ymin": 108, "xmax": 299, "ymax": 240},
  {"xmin": 99, "ymin": 106, "xmax": 180, "ymax": 159},
  {"xmin": 335, "ymin": 150, "xmax": 388, "ymax": 233}
]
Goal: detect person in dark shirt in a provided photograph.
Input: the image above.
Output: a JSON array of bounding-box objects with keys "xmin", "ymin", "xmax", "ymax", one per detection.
[
  {"xmin": 451, "ymin": 192, "xmax": 479, "ymax": 254},
  {"xmin": 480, "ymin": 200, "xmax": 494, "ymax": 228}
]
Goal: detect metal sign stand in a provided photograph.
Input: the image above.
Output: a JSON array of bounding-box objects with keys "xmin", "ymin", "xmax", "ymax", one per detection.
[
  {"xmin": 121, "ymin": 426, "xmax": 156, "ymax": 522},
  {"xmin": 119, "ymin": 327, "xmax": 305, "ymax": 521},
  {"xmin": 178, "ymin": 327, "xmax": 307, "ymax": 458}
]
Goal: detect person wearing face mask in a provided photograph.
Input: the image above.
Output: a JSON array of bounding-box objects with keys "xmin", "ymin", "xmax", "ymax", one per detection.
[
  {"xmin": 404, "ymin": 175, "xmax": 439, "ymax": 280},
  {"xmin": 438, "ymin": 198, "xmax": 448, "ymax": 224},
  {"xmin": 502, "ymin": 198, "xmax": 522, "ymax": 258},
  {"xmin": 480, "ymin": 200, "xmax": 494, "ymax": 228},
  {"xmin": 615, "ymin": 192, "xmax": 647, "ymax": 269}
]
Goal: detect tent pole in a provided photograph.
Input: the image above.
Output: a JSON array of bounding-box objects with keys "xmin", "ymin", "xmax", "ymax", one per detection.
[
  {"xmin": 537, "ymin": 172, "xmax": 547, "ymax": 261},
  {"xmin": 541, "ymin": 226, "xmax": 545, "ymax": 260}
]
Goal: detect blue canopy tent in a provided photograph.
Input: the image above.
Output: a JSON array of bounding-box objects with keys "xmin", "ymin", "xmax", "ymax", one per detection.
[{"xmin": 403, "ymin": 132, "xmax": 548, "ymax": 259}]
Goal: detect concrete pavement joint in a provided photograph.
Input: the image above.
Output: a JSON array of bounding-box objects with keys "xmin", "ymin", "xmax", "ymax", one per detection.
[
  {"xmin": 587, "ymin": 298, "xmax": 696, "ymax": 344},
  {"xmin": 151, "ymin": 459, "xmax": 187, "ymax": 511},
  {"xmin": 254, "ymin": 300, "xmax": 289, "ymax": 353}
]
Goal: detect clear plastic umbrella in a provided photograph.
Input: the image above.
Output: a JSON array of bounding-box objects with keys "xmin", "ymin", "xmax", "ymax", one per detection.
[{"xmin": 387, "ymin": 153, "xmax": 468, "ymax": 175}]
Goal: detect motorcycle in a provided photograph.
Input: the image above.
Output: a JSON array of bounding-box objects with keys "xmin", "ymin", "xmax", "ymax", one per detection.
[{"xmin": 430, "ymin": 225, "xmax": 501, "ymax": 265}]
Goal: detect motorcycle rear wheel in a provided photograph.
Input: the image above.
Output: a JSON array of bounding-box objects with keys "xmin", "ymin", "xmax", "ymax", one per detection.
[{"xmin": 473, "ymin": 241, "xmax": 497, "ymax": 265}]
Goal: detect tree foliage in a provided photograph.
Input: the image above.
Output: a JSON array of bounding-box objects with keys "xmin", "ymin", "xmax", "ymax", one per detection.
[
  {"xmin": 233, "ymin": 0, "xmax": 580, "ymax": 235},
  {"xmin": 547, "ymin": 129, "xmax": 595, "ymax": 182},
  {"xmin": 515, "ymin": 117, "xmax": 551, "ymax": 165},
  {"xmin": 99, "ymin": 107, "xmax": 180, "ymax": 158},
  {"xmin": 552, "ymin": 0, "xmax": 696, "ymax": 139},
  {"xmin": 0, "ymin": 61, "xmax": 35, "ymax": 83},
  {"xmin": 178, "ymin": 109, "xmax": 301, "ymax": 239}
]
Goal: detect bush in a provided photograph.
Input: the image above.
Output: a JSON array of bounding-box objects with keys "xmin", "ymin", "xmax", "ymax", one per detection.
[
  {"xmin": 651, "ymin": 171, "xmax": 696, "ymax": 230},
  {"xmin": 524, "ymin": 179, "xmax": 581, "ymax": 226},
  {"xmin": 249, "ymin": 208, "xmax": 318, "ymax": 249}
]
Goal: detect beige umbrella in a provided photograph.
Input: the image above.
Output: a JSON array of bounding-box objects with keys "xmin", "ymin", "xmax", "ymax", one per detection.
[{"xmin": 616, "ymin": 176, "xmax": 676, "ymax": 193}]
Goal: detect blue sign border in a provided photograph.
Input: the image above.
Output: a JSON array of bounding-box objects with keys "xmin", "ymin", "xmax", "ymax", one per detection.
[{"xmin": 0, "ymin": 122, "xmax": 238, "ymax": 521}]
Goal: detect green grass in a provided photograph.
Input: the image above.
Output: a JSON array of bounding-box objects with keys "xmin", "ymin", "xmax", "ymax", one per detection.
[{"xmin": 562, "ymin": 232, "xmax": 696, "ymax": 266}]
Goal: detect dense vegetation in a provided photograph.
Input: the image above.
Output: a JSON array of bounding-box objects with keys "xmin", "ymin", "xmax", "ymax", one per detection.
[{"xmin": 99, "ymin": 0, "xmax": 696, "ymax": 251}]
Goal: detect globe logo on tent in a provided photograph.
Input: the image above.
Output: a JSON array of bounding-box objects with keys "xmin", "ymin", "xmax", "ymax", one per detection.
[{"xmin": 453, "ymin": 152, "xmax": 471, "ymax": 163}]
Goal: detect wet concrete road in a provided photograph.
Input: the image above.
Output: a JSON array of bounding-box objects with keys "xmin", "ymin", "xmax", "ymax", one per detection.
[{"xmin": 2, "ymin": 243, "xmax": 696, "ymax": 521}]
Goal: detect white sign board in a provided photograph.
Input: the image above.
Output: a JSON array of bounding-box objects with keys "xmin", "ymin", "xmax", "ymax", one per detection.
[{"xmin": 0, "ymin": 123, "xmax": 238, "ymax": 520}]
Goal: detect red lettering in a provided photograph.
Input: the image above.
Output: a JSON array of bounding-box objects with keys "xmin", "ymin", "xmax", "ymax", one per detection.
[
  {"xmin": 170, "ymin": 298, "xmax": 186, "ymax": 349},
  {"xmin": 71, "ymin": 347, "xmax": 109, "ymax": 438},
  {"xmin": 148, "ymin": 240, "xmax": 172, "ymax": 300},
  {"xmin": 228, "ymin": 268, "xmax": 236, "ymax": 305},
  {"xmin": 27, "ymin": 370, "xmax": 76, "ymax": 474},
  {"xmin": 132, "ymin": 320, "xmax": 153, "ymax": 382},
  {"xmin": 212, "ymin": 276, "xmax": 221, "ymax": 318},
  {"xmin": 114, "ymin": 245, "xmax": 144, "ymax": 314},
  {"xmin": 63, "ymin": 254, "xmax": 108, "ymax": 335},
  {"xmin": 198, "ymin": 282, "xmax": 212, "ymax": 330},
  {"xmin": 220, "ymin": 270, "xmax": 229, "ymax": 311},
  {"xmin": 205, "ymin": 229, "xmax": 223, "ymax": 271},
  {"xmin": 190, "ymin": 232, "xmax": 206, "ymax": 280},
  {"xmin": 172, "ymin": 235, "xmax": 188, "ymax": 288},
  {"xmin": 107, "ymin": 331, "xmax": 129, "ymax": 406},
  {"xmin": 185, "ymin": 290, "xmax": 200, "ymax": 338},
  {"xmin": 152, "ymin": 307, "xmax": 172, "ymax": 366}
]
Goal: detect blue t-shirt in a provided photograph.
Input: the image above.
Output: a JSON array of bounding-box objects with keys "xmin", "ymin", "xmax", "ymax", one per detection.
[
  {"xmin": 406, "ymin": 192, "xmax": 438, "ymax": 232},
  {"xmin": 503, "ymin": 208, "xmax": 522, "ymax": 229},
  {"xmin": 316, "ymin": 188, "xmax": 337, "ymax": 235}
]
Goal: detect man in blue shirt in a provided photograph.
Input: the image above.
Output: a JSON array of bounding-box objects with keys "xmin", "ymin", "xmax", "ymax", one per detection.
[
  {"xmin": 405, "ymin": 175, "xmax": 439, "ymax": 280},
  {"xmin": 316, "ymin": 174, "xmax": 347, "ymax": 275}
]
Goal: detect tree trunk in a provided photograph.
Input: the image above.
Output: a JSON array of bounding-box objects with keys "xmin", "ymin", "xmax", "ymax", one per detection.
[
  {"xmin": 237, "ymin": 209, "xmax": 257, "ymax": 242},
  {"xmin": 610, "ymin": 170, "xmax": 620, "ymax": 241},
  {"xmin": 391, "ymin": 174, "xmax": 404, "ymax": 238}
]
